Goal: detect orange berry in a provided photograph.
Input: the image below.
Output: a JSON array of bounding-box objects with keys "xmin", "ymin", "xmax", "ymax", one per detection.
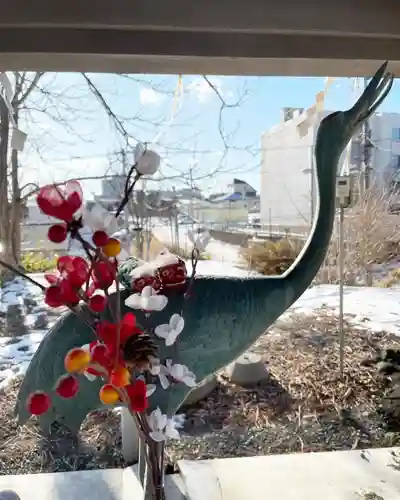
[
  {"xmin": 64, "ymin": 347, "xmax": 91, "ymax": 373},
  {"xmin": 109, "ymin": 366, "xmax": 131, "ymax": 387},
  {"xmin": 99, "ymin": 384, "xmax": 120, "ymax": 405},
  {"xmin": 102, "ymin": 238, "xmax": 121, "ymax": 258}
]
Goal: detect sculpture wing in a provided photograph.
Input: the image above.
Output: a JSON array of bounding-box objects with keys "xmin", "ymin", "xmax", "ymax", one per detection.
[{"xmin": 16, "ymin": 309, "xmax": 104, "ymax": 432}]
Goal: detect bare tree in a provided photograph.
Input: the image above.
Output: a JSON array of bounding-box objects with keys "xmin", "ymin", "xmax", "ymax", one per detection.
[{"xmin": 0, "ymin": 71, "xmax": 258, "ymax": 271}]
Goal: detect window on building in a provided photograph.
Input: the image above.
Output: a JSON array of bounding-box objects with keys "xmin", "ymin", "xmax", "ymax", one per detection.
[
  {"xmin": 393, "ymin": 155, "xmax": 400, "ymax": 169},
  {"xmin": 392, "ymin": 128, "xmax": 400, "ymax": 141}
]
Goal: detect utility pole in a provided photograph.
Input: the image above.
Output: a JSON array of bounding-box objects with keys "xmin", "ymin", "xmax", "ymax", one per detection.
[
  {"xmin": 362, "ymin": 77, "xmax": 373, "ymax": 286},
  {"xmin": 363, "ymin": 76, "xmax": 373, "ymax": 193}
]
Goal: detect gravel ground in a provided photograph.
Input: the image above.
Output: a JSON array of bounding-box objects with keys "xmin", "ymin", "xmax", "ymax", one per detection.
[{"xmin": 1, "ymin": 310, "xmax": 400, "ymax": 474}]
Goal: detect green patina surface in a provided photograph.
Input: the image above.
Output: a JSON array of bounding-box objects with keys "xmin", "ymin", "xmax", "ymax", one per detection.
[{"xmin": 15, "ymin": 63, "xmax": 393, "ymax": 433}]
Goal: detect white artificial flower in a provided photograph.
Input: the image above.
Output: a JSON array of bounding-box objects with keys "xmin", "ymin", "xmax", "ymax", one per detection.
[
  {"xmin": 125, "ymin": 286, "xmax": 168, "ymax": 311},
  {"xmin": 84, "ymin": 204, "xmax": 119, "ymax": 236},
  {"xmin": 154, "ymin": 313, "xmax": 184, "ymax": 346},
  {"xmin": 187, "ymin": 228, "xmax": 210, "ymax": 252},
  {"xmin": 166, "ymin": 359, "xmax": 197, "ymax": 387},
  {"xmin": 149, "ymin": 361, "xmax": 170, "ymax": 389},
  {"xmin": 134, "ymin": 143, "xmax": 161, "ymax": 176},
  {"xmin": 147, "ymin": 408, "xmax": 180, "ymax": 442}
]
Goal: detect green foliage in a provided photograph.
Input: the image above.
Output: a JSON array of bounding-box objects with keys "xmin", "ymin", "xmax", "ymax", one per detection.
[
  {"xmin": 241, "ymin": 238, "xmax": 303, "ymax": 275},
  {"xmin": 21, "ymin": 252, "xmax": 58, "ymax": 273}
]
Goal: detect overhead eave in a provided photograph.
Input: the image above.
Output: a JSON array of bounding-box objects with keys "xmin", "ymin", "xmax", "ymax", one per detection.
[{"xmin": 1, "ymin": 0, "xmax": 400, "ymax": 76}]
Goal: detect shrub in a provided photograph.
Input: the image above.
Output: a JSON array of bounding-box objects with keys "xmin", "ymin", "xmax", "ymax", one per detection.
[
  {"xmin": 21, "ymin": 252, "xmax": 58, "ymax": 273},
  {"xmin": 377, "ymin": 268, "xmax": 400, "ymax": 288},
  {"xmin": 241, "ymin": 238, "xmax": 303, "ymax": 275},
  {"xmin": 316, "ymin": 189, "xmax": 400, "ymax": 285}
]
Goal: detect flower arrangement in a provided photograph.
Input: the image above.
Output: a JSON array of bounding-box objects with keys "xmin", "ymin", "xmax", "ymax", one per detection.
[{"xmin": 2, "ymin": 145, "xmax": 210, "ymax": 500}]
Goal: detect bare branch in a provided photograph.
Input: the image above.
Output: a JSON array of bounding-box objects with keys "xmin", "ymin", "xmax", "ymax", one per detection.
[
  {"xmin": 14, "ymin": 72, "xmax": 45, "ymax": 106},
  {"xmin": 81, "ymin": 73, "xmax": 134, "ymax": 144}
]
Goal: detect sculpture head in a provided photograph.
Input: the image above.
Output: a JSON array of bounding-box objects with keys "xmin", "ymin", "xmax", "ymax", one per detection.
[{"xmin": 316, "ymin": 62, "xmax": 393, "ymax": 161}]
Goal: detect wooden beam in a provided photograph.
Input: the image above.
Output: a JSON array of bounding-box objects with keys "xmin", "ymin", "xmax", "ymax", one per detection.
[
  {"xmin": 0, "ymin": 1, "xmax": 399, "ymax": 75},
  {"xmin": 0, "ymin": 28, "xmax": 398, "ymax": 76},
  {"xmin": 1, "ymin": 0, "xmax": 400, "ymax": 39}
]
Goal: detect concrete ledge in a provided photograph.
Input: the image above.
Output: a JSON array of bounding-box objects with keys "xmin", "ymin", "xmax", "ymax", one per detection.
[{"xmin": 0, "ymin": 447, "xmax": 399, "ymax": 499}]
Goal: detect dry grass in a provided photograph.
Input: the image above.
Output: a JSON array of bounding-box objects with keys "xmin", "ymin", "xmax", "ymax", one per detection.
[
  {"xmin": 0, "ymin": 379, "xmax": 125, "ymax": 475},
  {"xmin": 167, "ymin": 312, "xmax": 400, "ymax": 462},
  {"xmin": 243, "ymin": 190, "xmax": 400, "ymax": 284},
  {"xmin": 1, "ymin": 312, "xmax": 399, "ymax": 471},
  {"xmin": 241, "ymin": 238, "xmax": 303, "ymax": 275},
  {"xmin": 317, "ymin": 190, "xmax": 400, "ymax": 285}
]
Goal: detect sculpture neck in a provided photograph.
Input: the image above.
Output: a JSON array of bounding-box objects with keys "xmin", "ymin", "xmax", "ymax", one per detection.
[{"xmin": 285, "ymin": 146, "xmax": 337, "ymax": 292}]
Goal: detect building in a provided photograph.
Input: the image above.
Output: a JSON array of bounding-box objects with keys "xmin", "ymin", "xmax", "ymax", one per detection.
[
  {"xmin": 260, "ymin": 108, "xmax": 400, "ymax": 230},
  {"xmin": 101, "ymin": 176, "xmax": 127, "ymax": 201}
]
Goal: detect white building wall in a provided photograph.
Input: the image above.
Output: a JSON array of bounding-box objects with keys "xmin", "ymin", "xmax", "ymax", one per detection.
[
  {"xmin": 369, "ymin": 112, "xmax": 400, "ymax": 186},
  {"xmin": 260, "ymin": 110, "xmax": 400, "ymax": 230},
  {"xmin": 261, "ymin": 111, "xmax": 321, "ymax": 230}
]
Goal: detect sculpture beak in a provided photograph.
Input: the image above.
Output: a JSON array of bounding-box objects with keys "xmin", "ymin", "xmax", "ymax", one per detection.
[{"xmin": 345, "ymin": 61, "xmax": 394, "ymax": 127}]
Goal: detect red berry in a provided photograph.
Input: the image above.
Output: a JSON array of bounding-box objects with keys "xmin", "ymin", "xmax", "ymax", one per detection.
[
  {"xmin": 27, "ymin": 391, "xmax": 51, "ymax": 416},
  {"xmin": 89, "ymin": 294, "xmax": 107, "ymax": 313},
  {"xmin": 55, "ymin": 375, "xmax": 79, "ymax": 398},
  {"xmin": 91, "ymin": 343, "xmax": 111, "ymax": 368},
  {"xmin": 48, "ymin": 224, "xmax": 67, "ymax": 243},
  {"xmin": 93, "ymin": 230, "xmax": 109, "ymax": 247},
  {"xmin": 45, "ymin": 285, "xmax": 64, "ymax": 308}
]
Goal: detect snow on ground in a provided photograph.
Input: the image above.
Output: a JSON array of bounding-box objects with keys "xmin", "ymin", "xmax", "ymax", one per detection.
[
  {"xmin": 0, "ymin": 274, "xmax": 56, "ymax": 389},
  {"xmin": 285, "ymin": 284, "xmax": 400, "ymax": 335},
  {"xmin": 187, "ymin": 259, "xmax": 260, "ymax": 278},
  {"xmin": 1, "ymin": 265, "xmax": 400, "ymax": 389},
  {"xmin": 152, "ymin": 222, "xmax": 244, "ymax": 267}
]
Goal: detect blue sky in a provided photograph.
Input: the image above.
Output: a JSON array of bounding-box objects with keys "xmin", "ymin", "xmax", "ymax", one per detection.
[{"xmin": 18, "ymin": 72, "xmax": 400, "ymax": 199}]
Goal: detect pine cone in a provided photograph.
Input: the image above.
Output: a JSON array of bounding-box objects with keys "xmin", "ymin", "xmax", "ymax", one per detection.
[{"xmin": 122, "ymin": 333, "xmax": 159, "ymax": 370}]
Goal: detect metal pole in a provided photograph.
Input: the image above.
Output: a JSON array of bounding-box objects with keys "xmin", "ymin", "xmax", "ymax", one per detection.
[
  {"xmin": 363, "ymin": 76, "xmax": 372, "ymax": 192},
  {"xmin": 339, "ymin": 203, "xmax": 345, "ymax": 377}
]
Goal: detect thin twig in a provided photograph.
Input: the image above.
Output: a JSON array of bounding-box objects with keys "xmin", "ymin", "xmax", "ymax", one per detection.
[
  {"xmin": 114, "ymin": 270, "xmax": 121, "ymax": 370},
  {"xmin": 0, "ymin": 259, "xmax": 45, "ymax": 290}
]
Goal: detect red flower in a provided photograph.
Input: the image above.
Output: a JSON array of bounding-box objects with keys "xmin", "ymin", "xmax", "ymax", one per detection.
[
  {"xmin": 126, "ymin": 380, "xmax": 148, "ymax": 412},
  {"xmin": 97, "ymin": 313, "xmax": 142, "ymax": 362},
  {"xmin": 26, "ymin": 391, "xmax": 51, "ymax": 416},
  {"xmin": 89, "ymin": 260, "xmax": 117, "ymax": 293},
  {"xmin": 44, "ymin": 256, "xmax": 89, "ymax": 307},
  {"xmin": 89, "ymin": 294, "xmax": 107, "ymax": 313},
  {"xmin": 37, "ymin": 180, "xmax": 83, "ymax": 222},
  {"xmin": 56, "ymin": 374, "xmax": 79, "ymax": 398},
  {"xmin": 57, "ymin": 256, "xmax": 89, "ymax": 288}
]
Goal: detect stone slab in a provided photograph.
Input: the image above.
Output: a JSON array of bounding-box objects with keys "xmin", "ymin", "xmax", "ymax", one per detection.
[
  {"xmin": 179, "ymin": 447, "xmax": 400, "ymax": 500},
  {"xmin": 0, "ymin": 466, "xmax": 185, "ymax": 500},
  {"xmin": 0, "ymin": 469, "xmax": 126, "ymax": 500}
]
